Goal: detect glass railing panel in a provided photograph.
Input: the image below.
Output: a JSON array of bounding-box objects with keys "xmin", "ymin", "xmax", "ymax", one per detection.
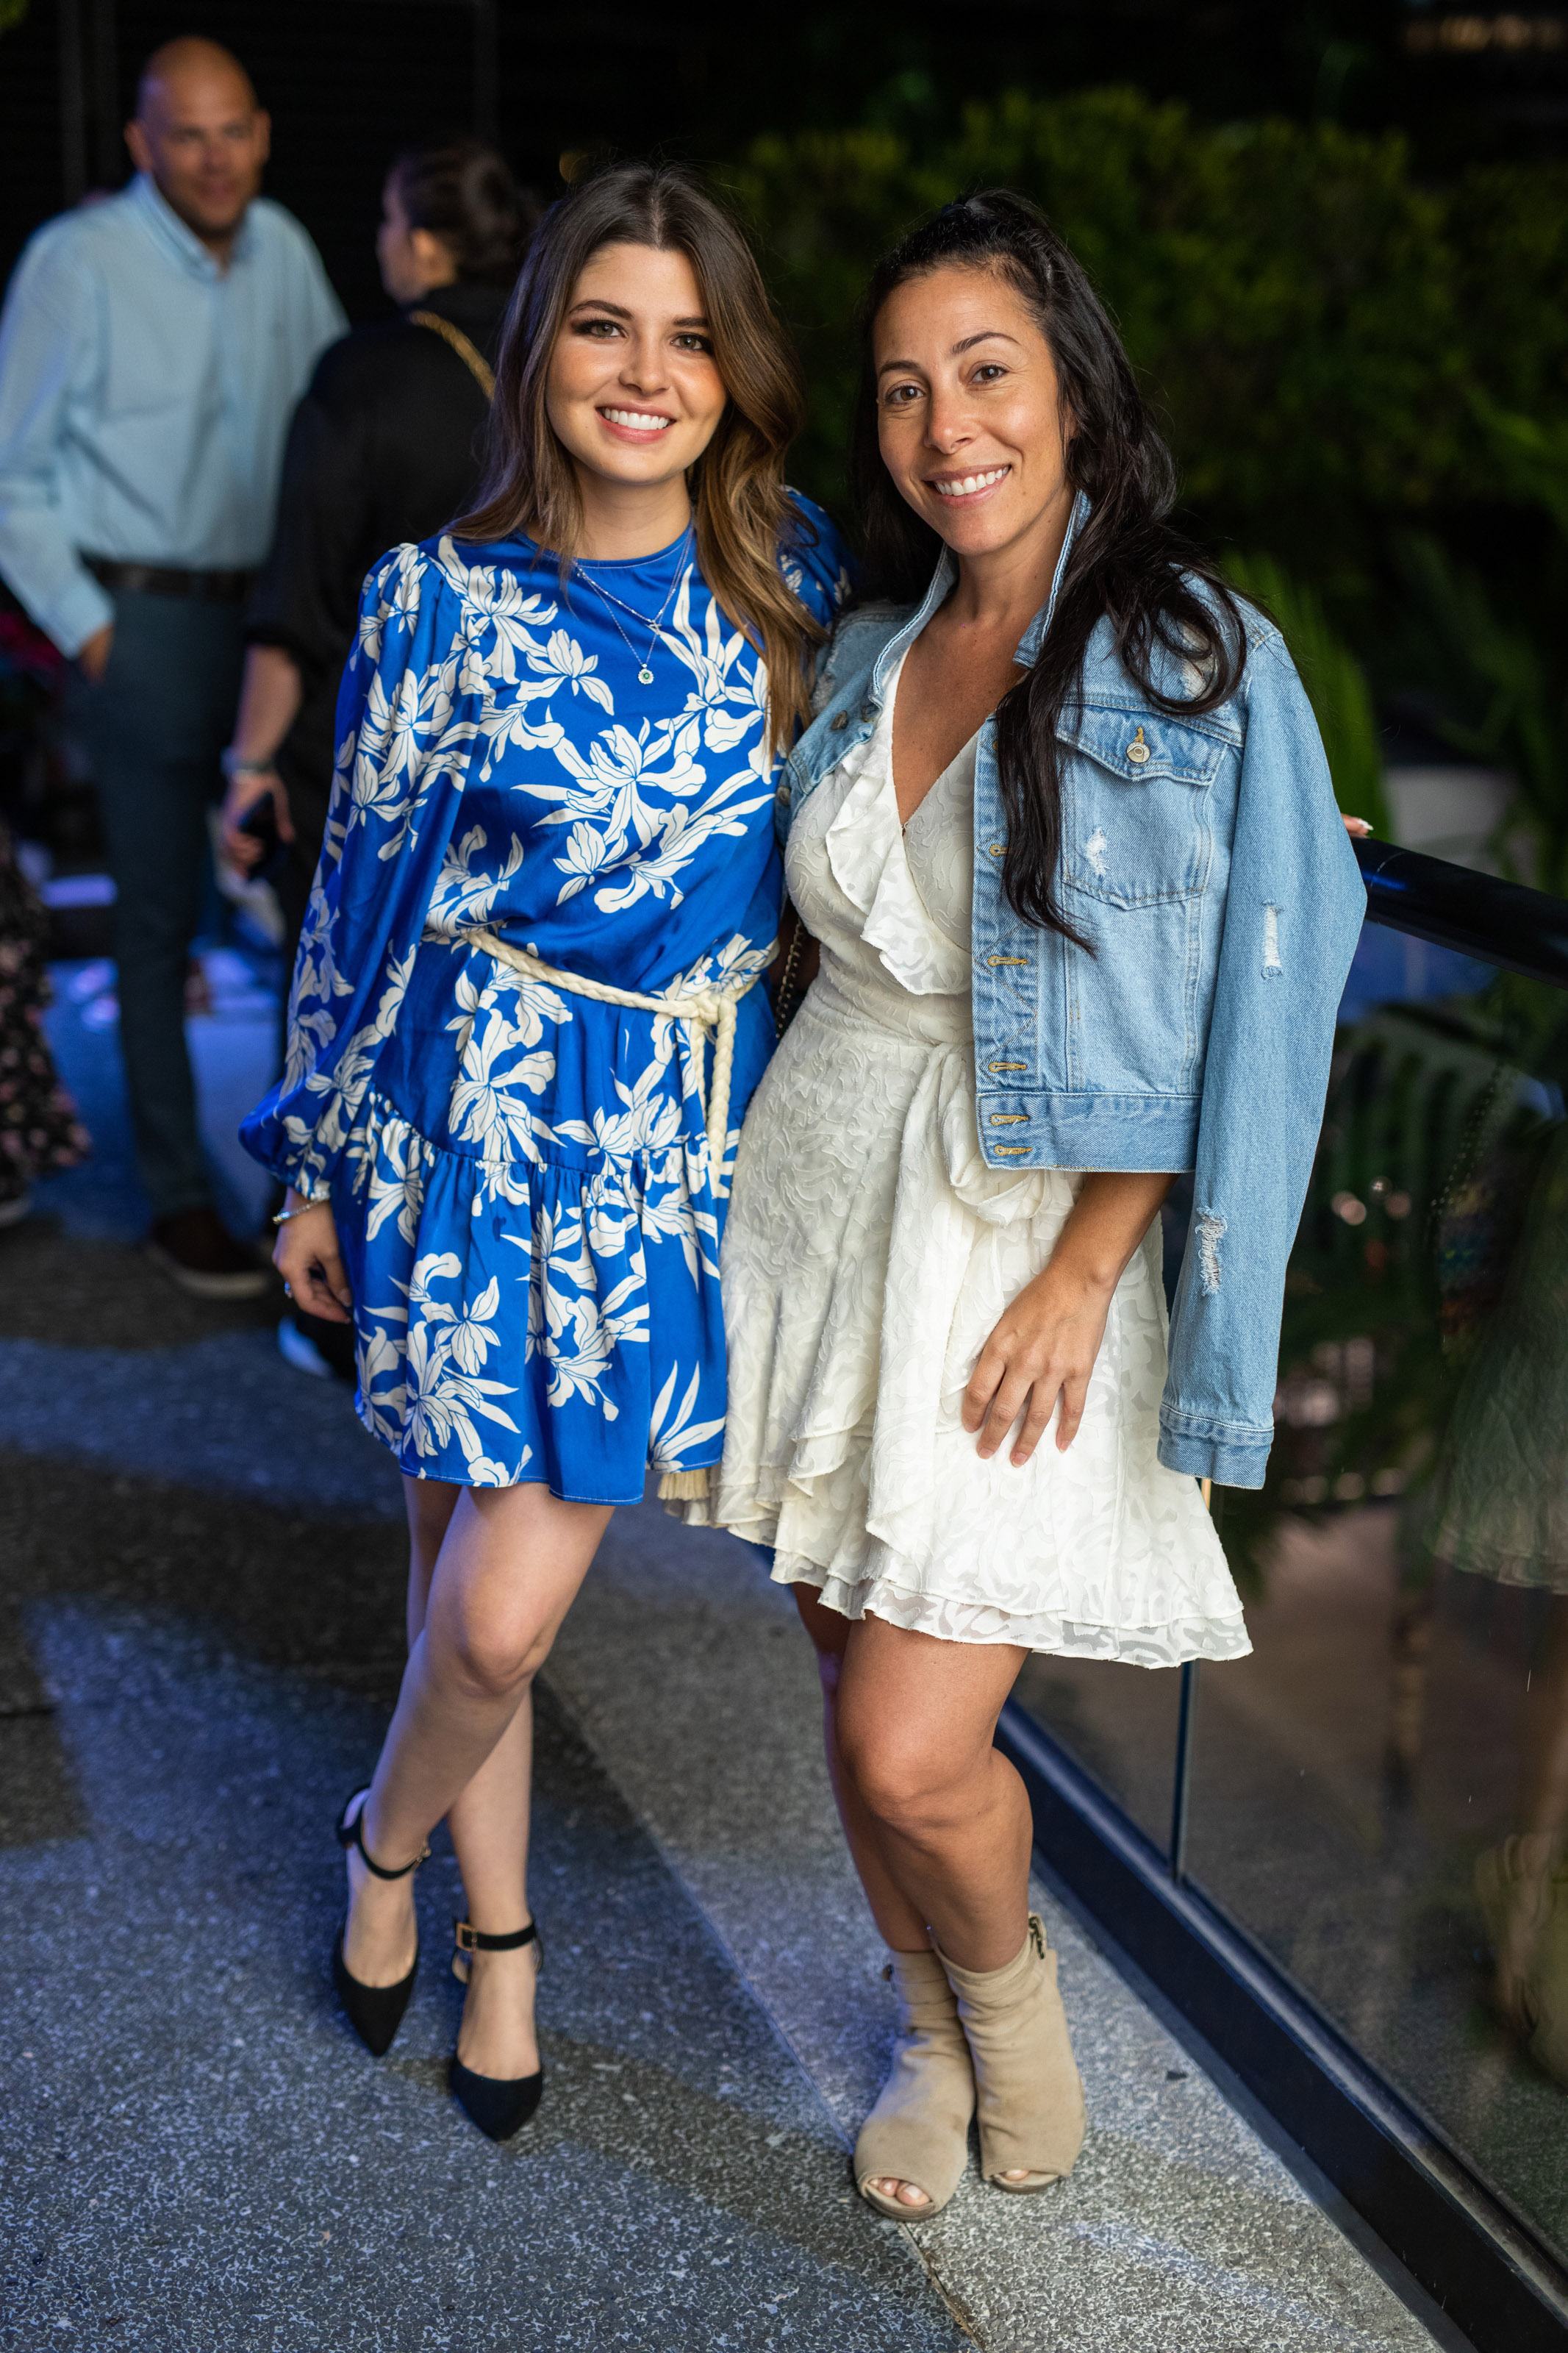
[
  {"xmin": 1011, "ymin": 1651, "xmax": 1179, "ymax": 1854},
  {"xmin": 1185, "ymin": 940, "xmax": 1568, "ymax": 2268},
  {"xmin": 1004, "ymin": 918, "xmax": 1500, "ymax": 1863}
]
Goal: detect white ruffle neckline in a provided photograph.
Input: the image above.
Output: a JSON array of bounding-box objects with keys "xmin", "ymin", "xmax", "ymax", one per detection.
[{"xmin": 822, "ymin": 657, "xmax": 973, "ymax": 1002}]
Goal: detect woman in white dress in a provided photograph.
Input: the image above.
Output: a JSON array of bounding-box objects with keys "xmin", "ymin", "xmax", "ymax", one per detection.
[{"xmin": 677, "ymin": 192, "xmax": 1365, "ymax": 2217}]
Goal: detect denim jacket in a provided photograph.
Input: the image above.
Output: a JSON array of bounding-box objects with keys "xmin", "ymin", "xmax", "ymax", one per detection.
[{"xmin": 778, "ymin": 500, "xmax": 1366, "ymax": 1488}]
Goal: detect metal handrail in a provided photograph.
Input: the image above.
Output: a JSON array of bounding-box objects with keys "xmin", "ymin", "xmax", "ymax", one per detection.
[{"xmin": 1354, "ymin": 835, "xmax": 1568, "ymax": 991}]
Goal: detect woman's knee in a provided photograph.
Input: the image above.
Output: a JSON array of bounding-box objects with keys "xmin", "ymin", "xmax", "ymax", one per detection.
[
  {"xmin": 838, "ymin": 1716, "xmax": 975, "ymax": 1838},
  {"xmin": 437, "ymin": 1612, "xmax": 548, "ymax": 1702}
]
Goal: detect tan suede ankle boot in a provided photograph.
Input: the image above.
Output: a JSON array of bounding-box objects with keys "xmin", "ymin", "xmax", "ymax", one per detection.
[
  {"xmin": 937, "ymin": 1913, "xmax": 1085, "ymax": 2192},
  {"xmin": 853, "ymin": 1946, "xmax": 976, "ymax": 2219}
]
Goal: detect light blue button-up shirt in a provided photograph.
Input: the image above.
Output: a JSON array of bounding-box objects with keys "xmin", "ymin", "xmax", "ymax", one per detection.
[{"xmin": 0, "ymin": 173, "xmax": 345, "ymax": 654}]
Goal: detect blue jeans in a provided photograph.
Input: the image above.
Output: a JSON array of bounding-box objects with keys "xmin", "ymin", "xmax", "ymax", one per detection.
[{"xmin": 71, "ymin": 590, "xmax": 245, "ymax": 1220}]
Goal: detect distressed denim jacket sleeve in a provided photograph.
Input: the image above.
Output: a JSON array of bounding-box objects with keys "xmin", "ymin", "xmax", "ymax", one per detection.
[{"xmin": 1157, "ymin": 629, "xmax": 1366, "ymax": 1488}]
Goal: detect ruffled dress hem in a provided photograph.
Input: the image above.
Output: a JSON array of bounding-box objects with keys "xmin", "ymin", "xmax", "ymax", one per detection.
[
  {"xmin": 696, "ymin": 1468, "xmax": 1250, "ymax": 1665},
  {"xmin": 332, "ymin": 1079, "xmax": 724, "ymax": 1499},
  {"xmin": 771, "ymin": 1556, "xmax": 1250, "ymax": 1666}
]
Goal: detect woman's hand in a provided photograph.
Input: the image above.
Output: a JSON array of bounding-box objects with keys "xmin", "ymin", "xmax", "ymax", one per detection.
[
  {"xmin": 273, "ymin": 1192, "xmax": 352, "ymax": 1324},
  {"xmin": 221, "ymin": 646, "xmax": 304, "ymax": 870},
  {"xmin": 221, "ymin": 764, "xmax": 293, "ymax": 872},
  {"xmin": 962, "ymin": 1171, "xmax": 1175, "ymax": 1466},
  {"xmin": 962, "ymin": 1258, "xmax": 1116, "ymax": 1466}
]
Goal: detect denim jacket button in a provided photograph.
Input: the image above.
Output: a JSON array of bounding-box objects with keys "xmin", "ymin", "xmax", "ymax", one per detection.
[
  {"xmin": 829, "ymin": 711, "xmax": 850, "ymax": 732},
  {"xmin": 1128, "ymin": 726, "xmax": 1151, "ymax": 765},
  {"xmin": 859, "ymin": 704, "xmax": 875, "ymax": 722}
]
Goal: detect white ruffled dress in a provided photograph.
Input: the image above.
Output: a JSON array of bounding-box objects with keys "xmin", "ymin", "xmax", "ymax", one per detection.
[{"xmin": 682, "ymin": 668, "xmax": 1249, "ymax": 1665}]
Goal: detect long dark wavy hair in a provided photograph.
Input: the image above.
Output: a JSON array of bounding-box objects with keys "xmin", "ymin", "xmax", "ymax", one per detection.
[
  {"xmin": 852, "ymin": 190, "xmax": 1246, "ymax": 946},
  {"xmin": 457, "ymin": 163, "xmax": 824, "ymax": 755}
]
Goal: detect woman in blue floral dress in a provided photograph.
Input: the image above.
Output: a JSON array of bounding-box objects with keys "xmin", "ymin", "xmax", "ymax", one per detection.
[{"xmin": 243, "ymin": 165, "xmax": 846, "ymax": 2137}]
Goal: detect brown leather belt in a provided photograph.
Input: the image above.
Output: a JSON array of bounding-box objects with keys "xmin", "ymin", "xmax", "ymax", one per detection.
[{"xmin": 84, "ymin": 555, "xmax": 256, "ymax": 602}]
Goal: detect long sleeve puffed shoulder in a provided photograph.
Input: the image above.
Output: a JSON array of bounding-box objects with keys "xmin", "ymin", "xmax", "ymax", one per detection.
[{"xmin": 240, "ymin": 543, "xmax": 483, "ymax": 1198}]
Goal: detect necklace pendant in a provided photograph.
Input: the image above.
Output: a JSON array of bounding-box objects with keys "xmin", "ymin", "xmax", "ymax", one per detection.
[{"xmin": 637, "ymin": 665, "xmax": 654, "ymax": 685}]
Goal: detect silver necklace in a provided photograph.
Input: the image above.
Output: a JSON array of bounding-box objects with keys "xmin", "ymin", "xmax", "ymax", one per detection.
[{"xmin": 576, "ymin": 530, "xmax": 691, "ymax": 686}]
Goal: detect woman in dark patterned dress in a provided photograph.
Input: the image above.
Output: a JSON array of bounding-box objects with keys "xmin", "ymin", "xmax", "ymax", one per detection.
[{"xmin": 0, "ymin": 817, "xmax": 90, "ymax": 1223}]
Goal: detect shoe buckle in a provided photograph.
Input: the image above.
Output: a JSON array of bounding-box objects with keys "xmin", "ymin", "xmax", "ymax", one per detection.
[
  {"xmin": 1028, "ymin": 1915, "xmax": 1046, "ymax": 1960},
  {"xmin": 455, "ymin": 1919, "xmax": 480, "ymax": 1953}
]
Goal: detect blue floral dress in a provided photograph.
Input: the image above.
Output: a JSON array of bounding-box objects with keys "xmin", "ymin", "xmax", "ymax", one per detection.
[{"xmin": 241, "ymin": 503, "xmax": 849, "ymax": 1499}]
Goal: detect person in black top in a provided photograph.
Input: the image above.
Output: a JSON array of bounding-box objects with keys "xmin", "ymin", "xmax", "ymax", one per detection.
[
  {"xmin": 221, "ymin": 138, "xmax": 531, "ymax": 1374},
  {"xmin": 220, "ymin": 139, "xmax": 533, "ymax": 935}
]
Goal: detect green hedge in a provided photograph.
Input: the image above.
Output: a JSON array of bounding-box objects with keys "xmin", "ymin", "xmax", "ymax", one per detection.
[{"xmin": 723, "ymin": 88, "xmax": 1568, "ymax": 582}]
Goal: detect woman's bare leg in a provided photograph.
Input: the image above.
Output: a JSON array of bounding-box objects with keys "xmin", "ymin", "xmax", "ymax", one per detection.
[
  {"xmin": 792, "ymin": 1585, "xmax": 928, "ymax": 1950},
  {"xmin": 793, "ymin": 1588, "xmax": 1031, "ymax": 1962},
  {"xmin": 793, "ymin": 1587, "xmax": 1034, "ymax": 2205},
  {"xmin": 398, "ymin": 1479, "xmax": 544, "ymax": 2077},
  {"xmin": 834, "ymin": 1613, "xmax": 1033, "ymax": 1968},
  {"xmin": 341, "ymin": 1478, "xmax": 612, "ymax": 2082}
]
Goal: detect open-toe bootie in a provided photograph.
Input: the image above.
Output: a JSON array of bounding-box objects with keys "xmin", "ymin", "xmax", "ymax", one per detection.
[
  {"xmin": 332, "ymin": 1786, "xmax": 430, "ymax": 2059},
  {"xmin": 448, "ymin": 1917, "xmax": 545, "ymax": 2143},
  {"xmin": 854, "ymin": 1946, "xmax": 976, "ymax": 2220},
  {"xmin": 937, "ymin": 1914, "xmax": 1084, "ymax": 2193}
]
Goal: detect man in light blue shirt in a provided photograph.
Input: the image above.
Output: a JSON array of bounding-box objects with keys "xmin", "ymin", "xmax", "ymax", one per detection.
[{"xmin": 0, "ymin": 36, "xmax": 343, "ymax": 1293}]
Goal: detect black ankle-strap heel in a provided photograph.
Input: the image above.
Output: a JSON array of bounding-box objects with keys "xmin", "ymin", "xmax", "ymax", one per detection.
[
  {"xmin": 331, "ymin": 1786, "xmax": 429, "ymax": 2058},
  {"xmin": 448, "ymin": 1915, "xmax": 545, "ymax": 2143}
]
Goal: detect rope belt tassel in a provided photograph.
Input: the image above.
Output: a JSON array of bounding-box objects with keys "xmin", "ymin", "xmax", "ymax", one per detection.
[{"xmin": 459, "ymin": 927, "xmax": 771, "ymax": 1507}]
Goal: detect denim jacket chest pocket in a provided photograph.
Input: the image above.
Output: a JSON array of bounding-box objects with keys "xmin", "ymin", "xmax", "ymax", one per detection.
[{"xmin": 1057, "ymin": 705, "xmax": 1227, "ymax": 910}]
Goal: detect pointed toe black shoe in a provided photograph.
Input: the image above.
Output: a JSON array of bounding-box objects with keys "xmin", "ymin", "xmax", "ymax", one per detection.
[
  {"xmin": 332, "ymin": 1786, "xmax": 429, "ymax": 2058},
  {"xmin": 448, "ymin": 1917, "xmax": 545, "ymax": 2141}
]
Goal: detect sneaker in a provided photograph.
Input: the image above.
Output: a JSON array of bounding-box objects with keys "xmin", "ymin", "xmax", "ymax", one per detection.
[
  {"xmin": 146, "ymin": 1207, "xmax": 271, "ymax": 1300},
  {"xmin": 277, "ymin": 1315, "xmax": 334, "ymax": 1378},
  {"xmin": 279, "ymin": 1306, "xmax": 358, "ymax": 1382}
]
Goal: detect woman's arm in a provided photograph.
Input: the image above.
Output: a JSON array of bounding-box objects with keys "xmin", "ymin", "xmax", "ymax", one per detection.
[
  {"xmin": 962, "ymin": 1171, "xmax": 1175, "ymax": 1466},
  {"xmin": 221, "ymin": 642, "xmax": 304, "ymax": 868},
  {"xmin": 223, "ymin": 357, "xmax": 372, "ymax": 871},
  {"xmin": 237, "ymin": 548, "xmax": 476, "ymax": 1204}
]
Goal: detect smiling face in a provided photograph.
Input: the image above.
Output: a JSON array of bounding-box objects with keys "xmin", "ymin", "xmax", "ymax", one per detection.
[
  {"xmin": 873, "ymin": 262, "xmax": 1075, "ymax": 570},
  {"xmin": 544, "ymin": 242, "xmax": 728, "ymax": 502},
  {"xmin": 125, "ymin": 43, "xmax": 270, "ymax": 248}
]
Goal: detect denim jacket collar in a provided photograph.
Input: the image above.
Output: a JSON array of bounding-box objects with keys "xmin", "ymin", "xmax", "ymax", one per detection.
[{"xmin": 865, "ymin": 488, "xmax": 1091, "ymax": 708}]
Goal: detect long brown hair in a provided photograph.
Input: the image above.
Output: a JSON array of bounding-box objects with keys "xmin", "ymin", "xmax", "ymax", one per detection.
[
  {"xmin": 457, "ymin": 162, "xmax": 824, "ymax": 754},
  {"xmin": 853, "ymin": 192, "xmax": 1245, "ymax": 949}
]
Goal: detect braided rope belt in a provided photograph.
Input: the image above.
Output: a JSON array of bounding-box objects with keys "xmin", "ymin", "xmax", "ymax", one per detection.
[
  {"xmin": 462, "ymin": 927, "xmax": 768, "ymax": 1502},
  {"xmin": 465, "ymin": 927, "xmax": 765, "ymax": 1174}
]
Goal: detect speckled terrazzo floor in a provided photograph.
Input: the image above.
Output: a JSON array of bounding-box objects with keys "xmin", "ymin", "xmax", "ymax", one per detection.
[{"xmin": 0, "ymin": 954, "xmax": 1467, "ymax": 2350}]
